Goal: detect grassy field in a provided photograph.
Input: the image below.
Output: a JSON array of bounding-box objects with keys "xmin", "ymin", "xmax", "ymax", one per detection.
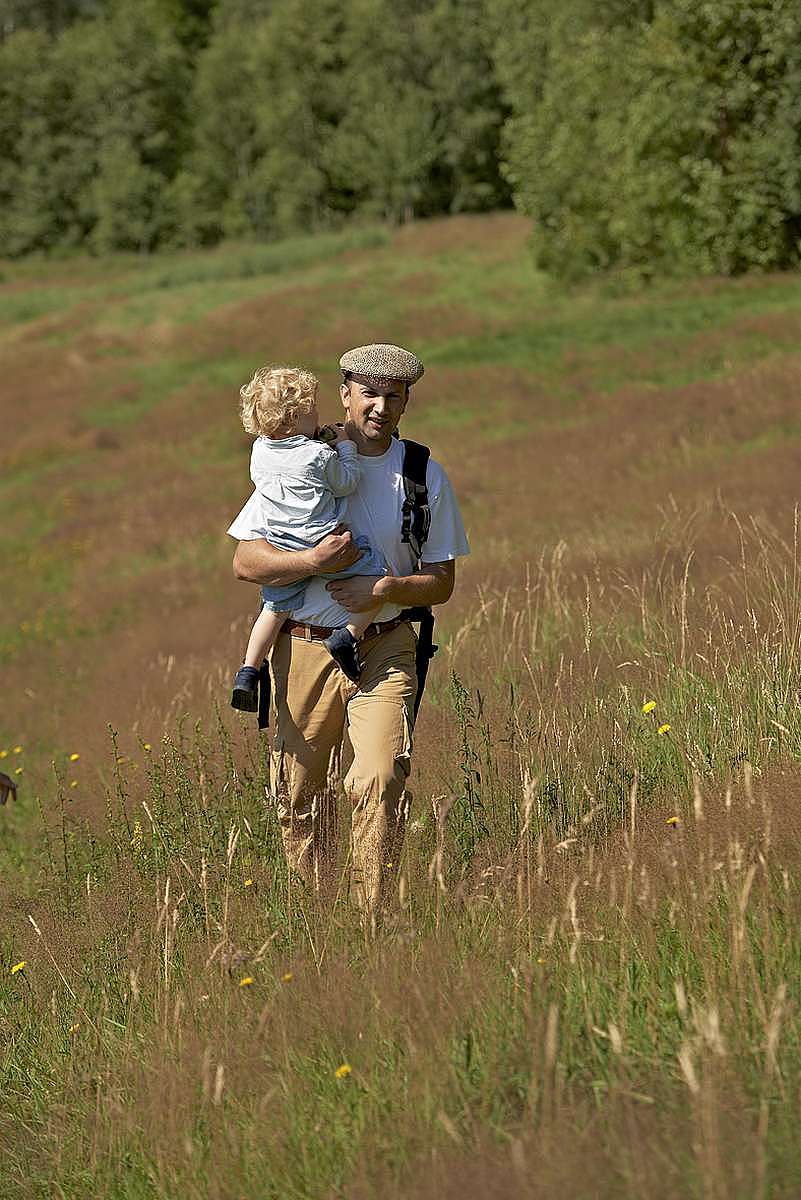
[{"xmin": 5, "ymin": 213, "xmax": 801, "ymax": 1196}]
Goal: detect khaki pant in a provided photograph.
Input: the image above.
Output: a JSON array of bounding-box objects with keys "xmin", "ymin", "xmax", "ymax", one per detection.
[{"xmin": 270, "ymin": 621, "xmax": 417, "ymax": 909}]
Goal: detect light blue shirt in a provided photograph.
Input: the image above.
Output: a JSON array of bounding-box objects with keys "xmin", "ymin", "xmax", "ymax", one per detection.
[{"xmin": 228, "ymin": 434, "xmax": 360, "ymax": 552}]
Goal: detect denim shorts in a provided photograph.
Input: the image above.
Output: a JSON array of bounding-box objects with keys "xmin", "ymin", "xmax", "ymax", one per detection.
[{"xmin": 260, "ymin": 534, "xmax": 386, "ymax": 613}]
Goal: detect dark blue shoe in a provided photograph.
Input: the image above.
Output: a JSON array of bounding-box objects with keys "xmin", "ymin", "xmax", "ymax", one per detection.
[
  {"xmin": 231, "ymin": 665, "xmax": 260, "ymax": 711},
  {"xmin": 323, "ymin": 628, "xmax": 362, "ymax": 683}
]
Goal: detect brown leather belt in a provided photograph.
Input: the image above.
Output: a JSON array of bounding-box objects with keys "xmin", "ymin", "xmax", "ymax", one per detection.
[{"xmin": 283, "ymin": 614, "xmax": 408, "ymax": 642}]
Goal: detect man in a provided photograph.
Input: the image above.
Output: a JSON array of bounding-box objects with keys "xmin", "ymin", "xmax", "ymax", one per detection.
[{"xmin": 230, "ymin": 343, "xmax": 469, "ymax": 909}]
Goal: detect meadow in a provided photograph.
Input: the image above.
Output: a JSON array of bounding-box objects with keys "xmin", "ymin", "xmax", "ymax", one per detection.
[{"xmin": 4, "ymin": 213, "xmax": 801, "ymax": 1196}]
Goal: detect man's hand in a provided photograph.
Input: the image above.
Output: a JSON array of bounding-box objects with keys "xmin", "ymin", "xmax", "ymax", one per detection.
[
  {"xmin": 326, "ymin": 574, "xmax": 385, "ymax": 611},
  {"xmin": 328, "ymin": 562, "xmax": 455, "ymax": 610},
  {"xmin": 310, "ymin": 524, "xmax": 362, "ymax": 574}
]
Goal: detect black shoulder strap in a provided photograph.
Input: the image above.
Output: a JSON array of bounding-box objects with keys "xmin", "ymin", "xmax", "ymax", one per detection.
[
  {"xmin": 399, "ymin": 438, "xmax": 437, "ymax": 720},
  {"xmin": 400, "ymin": 438, "xmax": 431, "ymax": 565}
]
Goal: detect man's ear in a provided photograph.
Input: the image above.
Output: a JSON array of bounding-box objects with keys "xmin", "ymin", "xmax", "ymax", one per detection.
[{"xmin": 340, "ymin": 382, "xmax": 351, "ymax": 412}]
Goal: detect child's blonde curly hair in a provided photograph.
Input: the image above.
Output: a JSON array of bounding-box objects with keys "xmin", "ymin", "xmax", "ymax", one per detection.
[{"xmin": 239, "ymin": 365, "xmax": 319, "ymax": 437}]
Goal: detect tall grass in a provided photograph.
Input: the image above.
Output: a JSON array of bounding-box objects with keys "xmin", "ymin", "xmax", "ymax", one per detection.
[{"xmin": 4, "ymin": 511, "xmax": 801, "ymax": 1197}]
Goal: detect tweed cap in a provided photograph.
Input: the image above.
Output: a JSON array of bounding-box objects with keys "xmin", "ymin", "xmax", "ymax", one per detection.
[{"xmin": 339, "ymin": 343, "xmax": 424, "ymax": 385}]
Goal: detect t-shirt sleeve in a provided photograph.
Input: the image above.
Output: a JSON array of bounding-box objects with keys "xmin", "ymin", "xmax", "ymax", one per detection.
[
  {"xmin": 322, "ymin": 441, "xmax": 361, "ymax": 497},
  {"xmin": 421, "ymin": 462, "xmax": 470, "ymax": 564},
  {"xmin": 226, "ymin": 491, "xmax": 265, "ymax": 541}
]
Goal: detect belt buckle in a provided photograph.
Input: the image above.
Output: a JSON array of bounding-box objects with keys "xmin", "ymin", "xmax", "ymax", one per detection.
[{"xmin": 304, "ymin": 624, "xmax": 313, "ymax": 642}]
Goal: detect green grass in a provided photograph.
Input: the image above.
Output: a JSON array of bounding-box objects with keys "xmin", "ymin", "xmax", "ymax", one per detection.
[
  {"xmin": 0, "ymin": 226, "xmax": 390, "ymax": 335},
  {"xmin": 4, "ymin": 533, "xmax": 801, "ymax": 1196}
]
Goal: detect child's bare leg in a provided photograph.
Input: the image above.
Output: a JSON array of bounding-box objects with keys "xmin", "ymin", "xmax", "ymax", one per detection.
[
  {"xmin": 232, "ymin": 608, "xmax": 288, "ymax": 712},
  {"xmin": 243, "ymin": 607, "xmax": 288, "ymax": 668}
]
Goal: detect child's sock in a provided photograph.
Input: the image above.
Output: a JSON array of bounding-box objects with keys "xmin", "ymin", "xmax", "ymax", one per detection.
[
  {"xmin": 231, "ymin": 664, "xmax": 260, "ymax": 711},
  {"xmin": 323, "ymin": 628, "xmax": 362, "ymax": 683}
]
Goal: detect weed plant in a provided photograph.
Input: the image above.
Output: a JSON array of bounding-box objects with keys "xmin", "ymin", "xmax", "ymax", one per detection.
[{"xmin": 4, "ymin": 515, "xmax": 801, "ymax": 1197}]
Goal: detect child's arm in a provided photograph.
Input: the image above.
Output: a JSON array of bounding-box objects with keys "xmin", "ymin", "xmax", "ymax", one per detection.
[{"xmin": 323, "ymin": 433, "xmax": 361, "ymax": 497}]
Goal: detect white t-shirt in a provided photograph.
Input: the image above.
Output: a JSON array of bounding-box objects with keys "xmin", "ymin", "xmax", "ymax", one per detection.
[{"xmin": 228, "ymin": 437, "xmax": 470, "ymax": 627}]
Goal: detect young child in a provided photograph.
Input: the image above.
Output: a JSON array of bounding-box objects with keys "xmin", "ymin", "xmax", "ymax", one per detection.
[{"xmin": 229, "ymin": 364, "xmax": 385, "ymax": 711}]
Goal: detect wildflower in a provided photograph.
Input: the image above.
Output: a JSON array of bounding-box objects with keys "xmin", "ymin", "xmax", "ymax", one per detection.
[
  {"xmin": 68, "ymin": 753, "xmax": 80, "ymax": 762},
  {"xmin": 143, "ymin": 743, "xmax": 152, "ymax": 752},
  {"xmin": 642, "ymin": 700, "xmax": 657, "ymax": 714},
  {"xmin": 536, "ymin": 957, "xmax": 546, "ymax": 965},
  {"xmin": 130, "ymin": 821, "xmax": 144, "ymax": 854},
  {"xmin": 666, "ymin": 816, "xmax": 679, "ymax": 826},
  {"xmin": 0, "ymin": 750, "xmax": 7, "ymax": 759},
  {"xmin": 13, "ymin": 746, "xmax": 22, "ymax": 754},
  {"xmin": 244, "ymin": 878, "xmax": 253, "ymax": 888},
  {"xmin": 14, "ymin": 768, "xmax": 23, "ymax": 776},
  {"xmin": 69, "ymin": 780, "xmax": 78, "ymax": 789},
  {"xmin": 385, "ymin": 861, "xmax": 393, "ymax": 869},
  {"xmin": 281, "ymin": 971, "xmax": 293, "ymax": 983},
  {"xmin": 116, "ymin": 756, "xmax": 126, "ymax": 764},
  {"xmin": 334, "ymin": 1063, "xmax": 352, "ymax": 1079},
  {"xmin": 658, "ymin": 723, "xmax": 671, "ymax": 735},
  {"xmin": 239, "ymin": 976, "xmax": 254, "ymax": 988},
  {"xmin": 10, "ymin": 961, "xmax": 25, "ymax": 975},
  {"xmin": 69, "ymin": 1023, "xmax": 80, "ymax": 1035}
]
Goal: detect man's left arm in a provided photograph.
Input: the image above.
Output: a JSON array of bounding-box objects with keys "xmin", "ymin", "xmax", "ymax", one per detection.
[{"xmin": 325, "ymin": 561, "xmax": 455, "ymax": 612}]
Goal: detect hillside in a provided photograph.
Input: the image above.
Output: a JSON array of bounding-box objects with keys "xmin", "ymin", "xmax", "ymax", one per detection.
[
  {"xmin": 5, "ymin": 215, "xmax": 801, "ymax": 1196},
  {"xmin": 5, "ymin": 214, "xmax": 801, "ymax": 803}
]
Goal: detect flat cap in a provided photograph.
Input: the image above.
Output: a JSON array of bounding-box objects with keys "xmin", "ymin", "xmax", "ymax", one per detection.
[{"xmin": 339, "ymin": 343, "xmax": 424, "ymax": 385}]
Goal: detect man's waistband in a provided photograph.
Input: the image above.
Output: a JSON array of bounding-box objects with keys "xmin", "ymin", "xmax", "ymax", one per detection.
[{"xmin": 282, "ymin": 614, "xmax": 408, "ymax": 643}]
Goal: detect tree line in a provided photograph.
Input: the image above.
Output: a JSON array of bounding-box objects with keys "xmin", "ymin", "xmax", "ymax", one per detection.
[{"xmin": 3, "ymin": 0, "xmax": 801, "ymax": 279}]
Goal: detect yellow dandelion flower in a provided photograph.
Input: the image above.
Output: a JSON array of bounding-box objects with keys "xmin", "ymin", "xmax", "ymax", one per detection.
[
  {"xmin": 244, "ymin": 878, "xmax": 253, "ymax": 888},
  {"xmin": 658, "ymin": 723, "xmax": 671, "ymax": 735},
  {"xmin": 14, "ymin": 767, "xmax": 23, "ymax": 776},
  {"xmin": 0, "ymin": 750, "xmax": 7, "ymax": 759},
  {"xmin": 642, "ymin": 700, "xmax": 657, "ymax": 714},
  {"xmin": 116, "ymin": 755, "xmax": 126, "ymax": 764},
  {"xmin": 385, "ymin": 861, "xmax": 393, "ymax": 869},
  {"xmin": 13, "ymin": 746, "xmax": 22, "ymax": 754},
  {"xmin": 536, "ymin": 957, "xmax": 546, "ymax": 965},
  {"xmin": 10, "ymin": 961, "xmax": 26, "ymax": 974},
  {"xmin": 69, "ymin": 1023, "xmax": 80, "ymax": 1035},
  {"xmin": 334, "ymin": 1063, "xmax": 352, "ymax": 1079},
  {"xmin": 68, "ymin": 753, "xmax": 80, "ymax": 762},
  {"xmin": 143, "ymin": 743, "xmax": 152, "ymax": 752},
  {"xmin": 281, "ymin": 971, "xmax": 293, "ymax": 983},
  {"xmin": 239, "ymin": 976, "xmax": 254, "ymax": 988},
  {"xmin": 666, "ymin": 815, "xmax": 679, "ymax": 826},
  {"xmin": 69, "ymin": 780, "xmax": 78, "ymax": 789},
  {"xmin": 130, "ymin": 821, "xmax": 144, "ymax": 854}
]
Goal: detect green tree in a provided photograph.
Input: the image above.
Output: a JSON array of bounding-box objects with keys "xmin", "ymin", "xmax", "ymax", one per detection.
[
  {"xmin": 324, "ymin": 0, "xmax": 442, "ymax": 222},
  {"xmin": 423, "ymin": 0, "xmax": 510, "ymax": 213},
  {"xmin": 0, "ymin": 0, "xmax": 103, "ymax": 39},
  {"xmin": 0, "ymin": 30, "xmax": 59, "ymax": 254},
  {"xmin": 171, "ymin": 15, "xmax": 263, "ymax": 242},
  {"xmin": 91, "ymin": 137, "xmax": 166, "ymax": 253},
  {"xmin": 493, "ymin": 0, "xmax": 801, "ymax": 280}
]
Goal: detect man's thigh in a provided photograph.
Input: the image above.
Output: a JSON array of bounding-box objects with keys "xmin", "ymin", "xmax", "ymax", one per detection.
[{"xmin": 345, "ymin": 622, "xmax": 417, "ymax": 788}]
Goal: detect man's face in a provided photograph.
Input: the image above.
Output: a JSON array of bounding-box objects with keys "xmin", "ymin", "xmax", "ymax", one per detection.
[{"xmin": 340, "ymin": 377, "xmax": 408, "ymax": 450}]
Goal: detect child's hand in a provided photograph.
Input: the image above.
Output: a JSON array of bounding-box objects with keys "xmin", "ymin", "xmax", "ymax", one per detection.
[
  {"xmin": 332, "ymin": 424, "xmax": 351, "ymax": 445},
  {"xmin": 315, "ymin": 424, "xmax": 338, "ymax": 445}
]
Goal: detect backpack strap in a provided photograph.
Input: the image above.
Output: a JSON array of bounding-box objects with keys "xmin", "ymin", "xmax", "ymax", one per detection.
[
  {"xmin": 401, "ymin": 604, "xmax": 438, "ymax": 721},
  {"xmin": 399, "ymin": 438, "xmax": 437, "ymax": 721},
  {"xmin": 400, "ymin": 438, "xmax": 431, "ymax": 565}
]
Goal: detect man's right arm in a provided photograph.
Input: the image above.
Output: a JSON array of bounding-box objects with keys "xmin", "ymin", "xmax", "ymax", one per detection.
[{"xmin": 232, "ymin": 525, "xmax": 361, "ymax": 587}]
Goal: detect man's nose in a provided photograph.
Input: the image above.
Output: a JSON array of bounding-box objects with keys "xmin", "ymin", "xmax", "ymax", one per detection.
[{"xmin": 372, "ymin": 396, "xmax": 387, "ymax": 414}]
